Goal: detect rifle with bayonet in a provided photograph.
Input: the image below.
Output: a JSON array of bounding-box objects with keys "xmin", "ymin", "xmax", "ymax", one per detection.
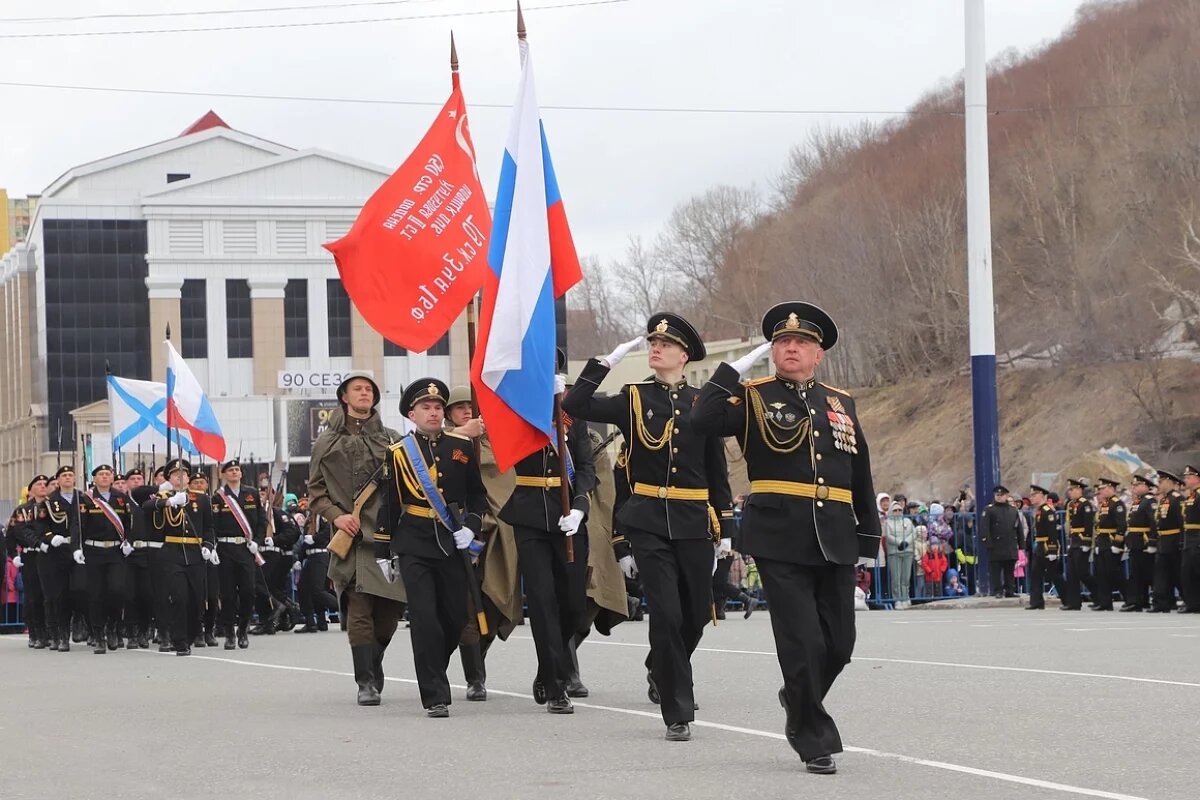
[{"xmin": 328, "ymin": 459, "xmax": 389, "ymax": 560}]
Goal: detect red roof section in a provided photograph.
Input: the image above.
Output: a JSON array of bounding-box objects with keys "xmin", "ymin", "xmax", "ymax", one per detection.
[{"xmin": 179, "ymin": 110, "xmax": 230, "ymax": 137}]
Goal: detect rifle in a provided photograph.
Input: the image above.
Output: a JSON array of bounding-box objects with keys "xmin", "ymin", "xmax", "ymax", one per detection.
[{"xmin": 328, "ymin": 460, "xmax": 388, "ymax": 560}]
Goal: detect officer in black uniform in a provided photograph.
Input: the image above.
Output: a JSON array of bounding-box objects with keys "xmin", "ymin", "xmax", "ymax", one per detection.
[
  {"xmin": 500, "ymin": 348, "xmax": 596, "ymax": 714},
  {"xmin": 9, "ymin": 475, "xmax": 52, "ymax": 648},
  {"xmin": 1150, "ymin": 469, "xmax": 1185, "ymax": 612},
  {"xmin": 1025, "ymin": 485, "xmax": 1065, "ymax": 609},
  {"xmin": 77, "ymin": 464, "xmax": 134, "ymax": 652},
  {"xmin": 1121, "ymin": 473, "xmax": 1157, "ymax": 611},
  {"xmin": 189, "ymin": 470, "xmax": 221, "ymax": 647},
  {"xmin": 1180, "ymin": 465, "xmax": 1200, "ymax": 613},
  {"xmin": 122, "ymin": 469, "xmax": 156, "ymax": 647},
  {"xmin": 42, "ymin": 465, "xmax": 81, "ymax": 651},
  {"xmin": 294, "ymin": 513, "xmax": 337, "ymax": 633},
  {"xmin": 212, "ymin": 458, "xmax": 265, "ymax": 650},
  {"xmin": 564, "ymin": 313, "xmax": 734, "ymax": 743},
  {"xmin": 1061, "ymin": 478, "xmax": 1096, "ymax": 611},
  {"xmin": 251, "ymin": 499, "xmax": 301, "ymax": 635},
  {"xmin": 979, "ymin": 485, "xmax": 1022, "ymax": 598},
  {"xmin": 693, "ymin": 302, "xmax": 880, "ymax": 775},
  {"xmin": 143, "ymin": 458, "xmax": 216, "ymax": 655},
  {"xmin": 384, "ymin": 378, "xmax": 487, "ymax": 718},
  {"xmin": 1092, "ymin": 477, "xmax": 1127, "ymax": 611}
]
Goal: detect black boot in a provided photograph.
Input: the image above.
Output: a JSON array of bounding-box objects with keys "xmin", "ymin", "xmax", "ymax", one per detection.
[
  {"xmin": 237, "ymin": 625, "xmax": 249, "ymax": 649},
  {"xmin": 739, "ymin": 592, "xmax": 757, "ymax": 619},
  {"xmin": 115, "ymin": 622, "xmax": 127, "ymax": 649},
  {"xmin": 203, "ymin": 623, "xmax": 218, "ymax": 648},
  {"xmin": 352, "ymin": 645, "xmax": 381, "ymax": 706},
  {"xmin": 224, "ymin": 625, "xmax": 236, "ymax": 650},
  {"xmin": 294, "ymin": 616, "xmax": 319, "ymax": 633},
  {"xmin": 460, "ymin": 643, "xmax": 487, "ymax": 701},
  {"xmin": 564, "ymin": 635, "xmax": 588, "ymax": 698},
  {"xmin": 373, "ymin": 638, "xmax": 391, "ymax": 694},
  {"xmin": 136, "ymin": 626, "xmax": 150, "ymax": 649},
  {"xmin": 94, "ymin": 633, "xmax": 107, "ymax": 654},
  {"xmin": 193, "ymin": 633, "xmax": 207, "ymax": 648},
  {"xmin": 158, "ymin": 631, "xmax": 174, "ymax": 652},
  {"xmin": 316, "ymin": 614, "xmax": 329, "ymax": 632},
  {"xmin": 72, "ymin": 615, "xmax": 87, "ymax": 643},
  {"xmin": 106, "ymin": 625, "xmax": 119, "ymax": 651}
]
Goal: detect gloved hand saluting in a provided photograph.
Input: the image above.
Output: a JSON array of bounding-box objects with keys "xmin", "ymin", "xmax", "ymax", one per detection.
[
  {"xmin": 619, "ymin": 555, "xmax": 637, "ymax": 580},
  {"xmin": 730, "ymin": 341, "xmax": 772, "ymax": 377},
  {"xmin": 167, "ymin": 492, "xmax": 188, "ymax": 507},
  {"xmin": 601, "ymin": 336, "xmax": 645, "ymax": 369},
  {"xmin": 452, "ymin": 527, "xmax": 474, "ymax": 550},
  {"xmin": 558, "ymin": 509, "xmax": 584, "ymax": 537},
  {"xmin": 73, "ymin": 549, "xmax": 86, "ymax": 565}
]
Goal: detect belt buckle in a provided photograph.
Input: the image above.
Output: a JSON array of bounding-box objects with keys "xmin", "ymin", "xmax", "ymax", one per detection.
[
  {"xmin": 815, "ymin": 485, "xmax": 829, "ymax": 500},
  {"xmin": 657, "ymin": 486, "xmax": 668, "ymax": 499}
]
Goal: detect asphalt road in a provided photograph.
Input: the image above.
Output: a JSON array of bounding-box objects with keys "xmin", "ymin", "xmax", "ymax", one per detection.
[{"xmin": 1, "ymin": 606, "xmax": 1196, "ymax": 800}]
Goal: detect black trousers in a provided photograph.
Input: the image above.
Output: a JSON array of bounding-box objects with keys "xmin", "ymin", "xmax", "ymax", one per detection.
[
  {"xmin": 1064, "ymin": 547, "xmax": 1096, "ymax": 608},
  {"xmin": 201, "ymin": 563, "xmax": 220, "ymax": 632},
  {"xmin": 149, "ymin": 548, "xmax": 171, "ymax": 632},
  {"xmin": 298, "ymin": 554, "xmax": 338, "ymax": 621},
  {"xmin": 38, "ymin": 547, "xmax": 74, "ymax": 635},
  {"xmin": 1179, "ymin": 547, "xmax": 1200, "ymax": 612},
  {"xmin": 165, "ymin": 560, "xmax": 207, "ymax": 647},
  {"xmin": 627, "ymin": 527, "xmax": 713, "ymax": 726},
  {"xmin": 20, "ymin": 557, "xmax": 46, "ymax": 638},
  {"xmin": 1124, "ymin": 550, "xmax": 1154, "ymax": 608},
  {"xmin": 217, "ymin": 549, "xmax": 256, "ymax": 628},
  {"xmin": 398, "ymin": 552, "xmax": 468, "ymax": 708},
  {"xmin": 515, "ymin": 525, "xmax": 590, "ymax": 699},
  {"xmin": 756, "ymin": 558, "xmax": 855, "ymax": 760},
  {"xmin": 713, "ymin": 556, "xmax": 743, "ymax": 604},
  {"xmin": 1027, "ymin": 548, "xmax": 1065, "ymax": 608},
  {"xmin": 124, "ymin": 554, "xmax": 156, "ymax": 631},
  {"xmin": 1093, "ymin": 547, "xmax": 1125, "ymax": 609},
  {"xmin": 84, "ymin": 551, "xmax": 128, "ymax": 631},
  {"xmin": 987, "ymin": 558, "xmax": 1016, "ymax": 597},
  {"xmin": 1152, "ymin": 549, "xmax": 1182, "ymax": 611},
  {"xmin": 254, "ymin": 552, "xmax": 293, "ymax": 617}
]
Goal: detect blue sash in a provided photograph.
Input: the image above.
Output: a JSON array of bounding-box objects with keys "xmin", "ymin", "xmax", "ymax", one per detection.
[{"xmin": 400, "ymin": 434, "xmax": 459, "ymax": 530}]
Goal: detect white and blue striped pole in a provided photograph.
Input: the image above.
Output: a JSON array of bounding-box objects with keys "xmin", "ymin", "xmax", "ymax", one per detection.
[{"xmin": 965, "ymin": 0, "xmax": 999, "ymax": 596}]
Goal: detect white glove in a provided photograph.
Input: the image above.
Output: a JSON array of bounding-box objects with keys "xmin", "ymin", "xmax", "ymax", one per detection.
[
  {"xmin": 558, "ymin": 509, "xmax": 584, "ymax": 537},
  {"xmin": 855, "ymin": 556, "xmax": 876, "ymax": 567},
  {"xmin": 201, "ymin": 546, "xmax": 214, "ymax": 563},
  {"xmin": 38, "ymin": 543, "xmax": 49, "ymax": 553},
  {"xmin": 50, "ymin": 534, "xmax": 67, "ymax": 548},
  {"xmin": 718, "ymin": 537, "xmax": 733, "ymax": 556},
  {"xmin": 712, "ymin": 548, "xmax": 719, "ymax": 576},
  {"xmin": 158, "ymin": 482, "xmax": 173, "ymax": 493},
  {"xmin": 1147, "ymin": 546, "xmax": 1157, "ymax": 554},
  {"xmin": 376, "ymin": 558, "xmax": 394, "ymax": 583},
  {"xmin": 1081, "ymin": 545, "xmax": 1091, "ymax": 553},
  {"xmin": 263, "ymin": 537, "xmax": 274, "ymax": 548},
  {"xmin": 167, "ymin": 492, "xmax": 188, "ymax": 507},
  {"xmin": 1046, "ymin": 554, "xmax": 1059, "ymax": 562},
  {"xmin": 601, "ymin": 336, "xmax": 644, "ymax": 368},
  {"xmin": 210, "ymin": 551, "xmax": 221, "ymax": 566},
  {"xmin": 247, "ymin": 541, "xmax": 259, "ymax": 554},
  {"xmin": 452, "ymin": 527, "xmax": 474, "ymax": 550},
  {"xmin": 12, "ymin": 555, "xmax": 21, "ymax": 568},
  {"xmin": 72, "ymin": 549, "xmax": 86, "ymax": 565},
  {"xmin": 121, "ymin": 542, "xmax": 134, "ymax": 557},
  {"xmin": 730, "ymin": 341, "xmax": 772, "ymax": 377},
  {"xmin": 1110, "ymin": 546, "xmax": 1121, "ymax": 555},
  {"xmin": 292, "ymin": 560, "xmax": 303, "ymax": 572},
  {"xmin": 553, "ymin": 374, "xmax": 567, "ymax": 396},
  {"xmin": 619, "ymin": 555, "xmax": 637, "ymax": 580},
  {"xmin": 303, "ymin": 534, "xmax": 315, "ymax": 546}
]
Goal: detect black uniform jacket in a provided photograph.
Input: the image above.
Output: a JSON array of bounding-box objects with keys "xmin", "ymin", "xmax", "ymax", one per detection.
[
  {"xmin": 562, "ymin": 358, "xmax": 733, "ymax": 542},
  {"xmin": 1126, "ymin": 496, "xmax": 1156, "ymax": 550},
  {"xmin": 1156, "ymin": 490, "xmax": 1184, "ymax": 552},
  {"xmin": 45, "ymin": 490, "xmax": 81, "ymax": 549},
  {"xmin": 1184, "ymin": 489, "xmax": 1200, "ymax": 549},
  {"xmin": 384, "ymin": 430, "xmax": 488, "ymax": 559},
  {"xmin": 1094, "ymin": 496, "xmax": 1127, "ymax": 547},
  {"xmin": 500, "ymin": 413, "xmax": 596, "ymax": 534},
  {"xmin": 10, "ymin": 500, "xmax": 50, "ymax": 552},
  {"xmin": 1032, "ymin": 503, "xmax": 1061, "ymax": 555},
  {"xmin": 212, "ymin": 485, "xmax": 266, "ymax": 562},
  {"xmin": 141, "ymin": 490, "xmax": 216, "ymax": 566},
  {"xmin": 79, "ymin": 490, "xmax": 133, "ymax": 559},
  {"xmin": 692, "ymin": 363, "xmax": 880, "ymax": 565},
  {"xmin": 1066, "ymin": 497, "xmax": 1096, "ymax": 548},
  {"xmin": 980, "ymin": 502, "xmax": 1023, "ymax": 560}
]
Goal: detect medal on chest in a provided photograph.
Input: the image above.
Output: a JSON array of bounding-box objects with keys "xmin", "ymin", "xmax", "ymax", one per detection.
[{"xmin": 826, "ymin": 395, "xmax": 858, "ymax": 454}]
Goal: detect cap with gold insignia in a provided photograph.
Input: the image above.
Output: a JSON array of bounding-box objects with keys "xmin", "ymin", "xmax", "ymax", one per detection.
[
  {"xmin": 220, "ymin": 458, "xmax": 241, "ymax": 473},
  {"xmin": 1131, "ymin": 473, "xmax": 1157, "ymax": 487},
  {"xmin": 760, "ymin": 301, "xmax": 839, "ymax": 350},
  {"xmin": 91, "ymin": 464, "xmax": 114, "ymax": 477},
  {"xmin": 54, "ymin": 465, "xmax": 75, "ymax": 478},
  {"xmin": 336, "ymin": 370, "xmax": 381, "ymax": 411},
  {"xmin": 1097, "ymin": 477, "xmax": 1121, "ymax": 489},
  {"xmin": 27, "ymin": 474, "xmax": 50, "ymax": 491},
  {"xmin": 190, "ymin": 470, "xmax": 208, "ymax": 483},
  {"xmin": 1183, "ymin": 464, "xmax": 1198, "ymax": 478},
  {"xmin": 645, "ymin": 312, "xmax": 706, "ymax": 361},
  {"xmin": 401, "ymin": 378, "xmax": 450, "ymax": 413},
  {"xmin": 1067, "ymin": 477, "xmax": 1090, "ymax": 490},
  {"xmin": 1029, "ymin": 484, "xmax": 1049, "ymax": 495},
  {"xmin": 1157, "ymin": 468, "xmax": 1182, "ymax": 485},
  {"xmin": 446, "ymin": 385, "xmax": 473, "ymax": 410},
  {"xmin": 165, "ymin": 458, "xmax": 192, "ymax": 477}
]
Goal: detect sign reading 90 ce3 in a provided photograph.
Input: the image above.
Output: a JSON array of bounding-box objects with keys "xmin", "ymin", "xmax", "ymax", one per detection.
[{"xmin": 277, "ymin": 370, "xmax": 374, "ymax": 390}]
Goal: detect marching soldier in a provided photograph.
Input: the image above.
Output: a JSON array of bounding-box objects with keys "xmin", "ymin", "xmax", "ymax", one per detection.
[
  {"xmin": 563, "ymin": 313, "xmax": 734, "ymax": 742},
  {"xmin": 142, "ymin": 458, "xmax": 216, "ymax": 655},
  {"xmin": 1121, "ymin": 473, "xmax": 1158, "ymax": 611},
  {"xmin": 1181, "ymin": 465, "xmax": 1200, "ymax": 613},
  {"xmin": 384, "ymin": 378, "xmax": 487, "ymax": 718},
  {"xmin": 693, "ymin": 301, "xmax": 881, "ymax": 774},
  {"xmin": 9, "ymin": 475, "xmax": 52, "ymax": 648},
  {"xmin": 308, "ymin": 372, "xmax": 405, "ymax": 707},
  {"xmin": 294, "ymin": 513, "xmax": 338, "ymax": 633},
  {"xmin": 189, "ymin": 470, "xmax": 221, "ymax": 647},
  {"xmin": 498, "ymin": 348, "xmax": 596, "ymax": 714},
  {"xmin": 1026, "ymin": 484, "xmax": 1066, "ymax": 609},
  {"xmin": 1150, "ymin": 469, "xmax": 1185, "ymax": 613},
  {"xmin": 1061, "ymin": 478, "xmax": 1096, "ymax": 611},
  {"xmin": 979, "ymin": 485, "xmax": 1022, "ymax": 598},
  {"xmin": 42, "ymin": 465, "xmax": 81, "ymax": 651},
  {"xmin": 212, "ymin": 458, "xmax": 265, "ymax": 649},
  {"xmin": 77, "ymin": 465, "xmax": 134, "ymax": 652},
  {"xmin": 122, "ymin": 468, "xmax": 156, "ymax": 648},
  {"xmin": 1092, "ymin": 478, "xmax": 1127, "ymax": 611},
  {"xmin": 250, "ymin": 494, "xmax": 302, "ymax": 635}
]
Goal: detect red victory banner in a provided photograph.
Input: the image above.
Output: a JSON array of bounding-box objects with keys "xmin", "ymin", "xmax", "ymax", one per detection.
[{"xmin": 324, "ymin": 85, "xmax": 492, "ymax": 353}]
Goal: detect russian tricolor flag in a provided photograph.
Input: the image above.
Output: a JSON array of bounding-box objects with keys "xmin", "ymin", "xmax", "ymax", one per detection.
[
  {"xmin": 165, "ymin": 339, "xmax": 227, "ymax": 461},
  {"xmin": 471, "ymin": 37, "xmax": 582, "ymax": 473}
]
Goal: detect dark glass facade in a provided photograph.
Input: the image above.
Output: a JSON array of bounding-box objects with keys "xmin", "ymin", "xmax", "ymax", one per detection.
[
  {"xmin": 327, "ymin": 279, "xmax": 351, "ymax": 358},
  {"xmin": 383, "ymin": 337, "xmax": 407, "ymax": 357},
  {"xmin": 180, "ymin": 279, "xmax": 207, "ymax": 358},
  {"xmin": 43, "ymin": 219, "xmax": 150, "ymax": 451},
  {"xmin": 427, "ymin": 333, "xmax": 450, "ymax": 356},
  {"xmin": 226, "ymin": 279, "xmax": 252, "ymax": 358},
  {"xmin": 284, "ymin": 279, "xmax": 309, "ymax": 358}
]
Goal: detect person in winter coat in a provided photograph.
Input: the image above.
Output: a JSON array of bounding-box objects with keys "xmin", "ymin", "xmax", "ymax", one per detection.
[
  {"xmin": 945, "ymin": 567, "xmax": 967, "ymax": 596},
  {"xmin": 883, "ymin": 502, "xmax": 916, "ymax": 608},
  {"xmin": 912, "ymin": 525, "xmax": 929, "ymax": 600},
  {"xmin": 922, "ymin": 541, "xmax": 948, "ymax": 597},
  {"xmin": 979, "ymin": 485, "xmax": 1024, "ymax": 598}
]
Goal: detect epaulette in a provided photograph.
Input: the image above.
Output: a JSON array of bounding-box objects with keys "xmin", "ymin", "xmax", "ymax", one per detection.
[
  {"xmin": 444, "ymin": 431, "xmax": 472, "ymax": 441},
  {"xmin": 819, "ymin": 382, "xmax": 852, "ymax": 397},
  {"xmin": 1042, "ymin": 504, "xmax": 1052, "ymax": 511},
  {"xmin": 744, "ymin": 376, "xmax": 775, "ymax": 387}
]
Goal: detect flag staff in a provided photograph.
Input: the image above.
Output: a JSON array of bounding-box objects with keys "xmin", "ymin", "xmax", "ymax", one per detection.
[{"xmin": 165, "ymin": 323, "xmax": 175, "ymax": 467}]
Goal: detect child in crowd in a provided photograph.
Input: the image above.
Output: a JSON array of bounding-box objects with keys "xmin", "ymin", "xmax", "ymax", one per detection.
[
  {"xmin": 912, "ymin": 525, "xmax": 929, "ymax": 600},
  {"xmin": 945, "ymin": 567, "xmax": 967, "ymax": 597},
  {"xmin": 922, "ymin": 540, "xmax": 948, "ymax": 597}
]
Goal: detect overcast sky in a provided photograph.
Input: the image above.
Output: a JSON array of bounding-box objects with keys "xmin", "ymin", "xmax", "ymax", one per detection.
[{"xmin": 0, "ymin": 0, "xmax": 1092, "ymax": 262}]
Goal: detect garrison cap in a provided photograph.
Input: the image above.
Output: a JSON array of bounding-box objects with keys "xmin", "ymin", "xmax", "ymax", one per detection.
[
  {"xmin": 646, "ymin": 312, "xmax": 706, "ymax": 362},
  {"xmin": 401, "ymin": 378, "xmax": 450, "ymax": 413},
  {"xmin": 761, "ymin": 301, "xmax": 838, "ymax": 350}
]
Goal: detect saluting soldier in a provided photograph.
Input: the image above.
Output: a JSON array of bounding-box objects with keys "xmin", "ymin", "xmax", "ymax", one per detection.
[
  {"xmin": 1061, "ymin": 478, "xmax": 1096, "ymax": 611},
  {"xmin": 1180, "ymin": 465, "xmax": 1200, "ymax": 613},
  {"xmin": 693, "ymin": 302, "xmax": 880, "ymax": 775},
  {"xmin": 564, "ymin": 313, "xmax": 734, "ymax": 743},
  {"xmin": 143, "ymin": 458, "xmax": 217, "ymax": 655},
  {"xmin": 1026, "ymin": 484, "xmax": 1066, "ymax": 609},
  {"xmin": 121, "ymin": 468, "xmax": 156, "ymax": 648},
  {"xmin": 9, "ymin": 475, "xmax": 53, "ymax": 648},
  {"xmin": 77, "ymin": 464, "xmax": 134, "ymax": 652},
  {"xmin": 1091, "ymin": 478, "xmax": 1127, "ymax": 611},
  {"xmin": 1121, "ymin": 473, "xmax": 1157, "ymax": 612},
  {"xmin": 1150, "ymin": 469, "xmax": 1185, "ymax": 613},
  {"xmin": 499, "ymin": 348, "xmax": 596, "ymax": 714},
  {"xmin": 42, "ymin": 465, "xmax": 82, "ymax": 651},
  {"xmin": 212, "ymin": 458, "xmax": 265, "ymax": 650}
]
